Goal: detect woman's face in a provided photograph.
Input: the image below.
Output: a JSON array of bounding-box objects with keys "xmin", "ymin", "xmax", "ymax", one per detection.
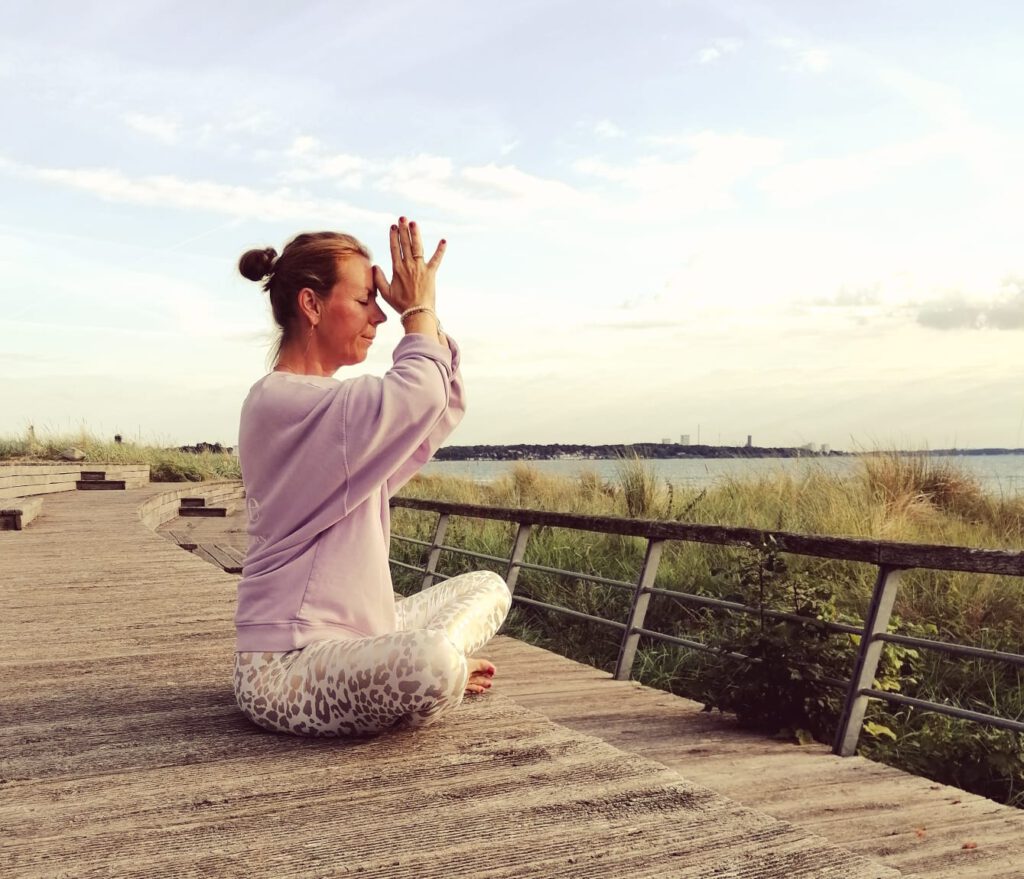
[{"xmin": 321, "ymin": 255, "xmax": 387, "ymax": 367}]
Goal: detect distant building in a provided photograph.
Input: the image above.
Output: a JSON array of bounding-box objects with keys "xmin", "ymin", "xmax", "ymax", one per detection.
[
  {"xmin": 746, "ymin": 435, "xmax": 752, "ymax": 448},
  {"xmin": 661, "ymin": 437, "xmax": 672, "ymax": 444},
  {"xmin": 820, "ymin": 444, "xmax": 831, "ymax": 454},
  {"xmin": 680, "ymin": 434, "xmax": 690, "ymax": 445},
  {"xmin": 800, "ymin": 442, "xmax": 816, "ymax": 452}
]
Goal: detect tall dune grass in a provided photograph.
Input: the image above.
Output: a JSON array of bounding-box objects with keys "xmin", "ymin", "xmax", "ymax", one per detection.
[
  {"xmin": 1, "ymin": 428, "xmax": 241, "ymax": 481},
  {"xmin": 4, "ymin": 431, "xmax": 1022, "ymax": 804},
  {"xmin": 394, "ymin": 454, "xmax": 1024, "ymax": 807}
]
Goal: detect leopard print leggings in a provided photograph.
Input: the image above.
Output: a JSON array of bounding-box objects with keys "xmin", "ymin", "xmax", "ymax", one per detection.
[{"xmin": 233, "ymin": 570, "xmax": 512, "ymax": 737}]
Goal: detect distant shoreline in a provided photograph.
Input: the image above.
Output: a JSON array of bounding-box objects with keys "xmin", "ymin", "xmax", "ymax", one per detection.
[{"xmin": 432, "ymin": 444, "xmax": 1024, "ymax": 462}]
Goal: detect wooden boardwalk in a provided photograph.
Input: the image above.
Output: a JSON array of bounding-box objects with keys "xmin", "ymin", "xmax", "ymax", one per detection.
[{"xmin": 2, "ymin": 482, "xmax": 1021, "ymax": 877}]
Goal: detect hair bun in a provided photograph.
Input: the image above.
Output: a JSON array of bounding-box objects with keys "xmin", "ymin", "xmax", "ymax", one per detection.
[{"xmin": 238, "ymin": 247, "xmax": 278, "ymax": 282}]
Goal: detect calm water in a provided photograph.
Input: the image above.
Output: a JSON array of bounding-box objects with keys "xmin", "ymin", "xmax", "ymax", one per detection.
[{"xmin": 421, "ymin": 454, "xmax": 1024, "ymax": 496}]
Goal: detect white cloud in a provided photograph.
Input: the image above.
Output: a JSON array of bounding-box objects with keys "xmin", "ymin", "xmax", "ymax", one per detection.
[
  {"xmin": 769, "ymin": 37, "xmax": 832, "ymax": 74},
  {"xmin": 0, "ymin": 155, "xmax": 388, "ymax": 225},
  {"xmin": 594, "ymin": 119, "xmax": 624, "ymax": 138},
  {"xmin": 695, "ymin": 38, "xmax": 742, "ymax": 64},
  {"xmin": 796, "ymin": 48, "xmax": 830, "ymax": 73},
  {"xmin": 757, "ymin": 134, "xmax": 953, "ymax": 207},
  {"xmin": 277, "ymin": 139, "xmax": 592, "ymax": 221},
  {"xmin": 576, "ymin": 130, "xmax": 785, "ymax": 213},
  {"xmin": 280, "ymin": 136, "xmax": 367, "ymax": 186},
  {"xmin": 124, "ymin": 113, "xmax": 181, "ymax": 144}
]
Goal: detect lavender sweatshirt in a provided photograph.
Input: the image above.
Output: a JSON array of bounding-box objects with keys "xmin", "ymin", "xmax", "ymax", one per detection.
[{"xmin": 234, "ymin": 334, "xmax": 464, "ymax": 652}]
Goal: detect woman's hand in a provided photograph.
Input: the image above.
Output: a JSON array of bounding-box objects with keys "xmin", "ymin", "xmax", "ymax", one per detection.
[{"xmin": 372, "ymin": 216, "xmax": 446, "ymax": 314}]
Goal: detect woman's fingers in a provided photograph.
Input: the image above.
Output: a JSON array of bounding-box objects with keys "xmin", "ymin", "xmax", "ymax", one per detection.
[
  {"xmin": 408, "ymin": 221, "xmax": 424, "ymax": 259},
  {"xmin": 391, "ymin": 215, "xmax": 443, "ymax": 266},
  {"xmin": 427, "ymin": 237, "xmax": 447, "ymax": 270},
  {"xmin": 388, "ymin": 223, "xmax": 401, "ymax": 266},
  {"xmin": 372, "ymin": 265, "xmax": 392, "ymax": 302},
  {"xmin": 385, "ymin": 216, "xmax": 444, "ymax": 313},
  {"xmin": 398, "ymin": 216, "xmax": 413, "ymax": 261}
]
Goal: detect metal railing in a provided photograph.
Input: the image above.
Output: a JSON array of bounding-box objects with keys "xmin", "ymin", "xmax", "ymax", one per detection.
[{"xmin": 388, "ymin": 497, "xmax": 1024, "ymax": 756}]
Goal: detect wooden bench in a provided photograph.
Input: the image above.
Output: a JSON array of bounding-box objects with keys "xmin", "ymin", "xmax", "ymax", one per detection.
[
  {"xmin": 192, "ymin": 543, "xmax": 244, "ymax": 574},
  {"xmin": 162, "ymin": 529, "xmax": 197, "ymax": 551},
  {"xmin": 0, "ymin": 496, "xmax": 43, "ymax": 531}
]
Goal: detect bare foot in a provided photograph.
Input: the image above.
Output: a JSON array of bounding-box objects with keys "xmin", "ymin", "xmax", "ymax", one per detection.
[{"xmin": 465, "ymin": 658, "xmax": 496, "ymax": 695}]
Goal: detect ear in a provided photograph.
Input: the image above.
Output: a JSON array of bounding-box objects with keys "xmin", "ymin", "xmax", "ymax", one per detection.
[{"xmin": 297, "ymin": 287, "xmax": 322, "ymax": 320}]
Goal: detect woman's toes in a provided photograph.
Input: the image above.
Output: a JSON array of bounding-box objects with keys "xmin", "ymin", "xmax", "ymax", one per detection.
[{"xmin": 470, "ymin": 658, "xmax": 496, "ymax": 677}]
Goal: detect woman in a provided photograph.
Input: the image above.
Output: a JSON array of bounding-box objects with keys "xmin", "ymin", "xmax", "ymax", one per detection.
[{"xmin": 232, "ymin": 217, "xmax": 511, "ymax": 737}]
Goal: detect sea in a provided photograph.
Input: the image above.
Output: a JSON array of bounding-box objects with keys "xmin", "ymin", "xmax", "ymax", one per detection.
[{"xmin": 421, "ymin": 454, "xmax": 1024, "ymax": 497}]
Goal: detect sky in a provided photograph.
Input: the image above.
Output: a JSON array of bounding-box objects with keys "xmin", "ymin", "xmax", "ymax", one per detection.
[{"xmin": 1, "ymin": 0, "xmax": 1022, "ymax": 450}]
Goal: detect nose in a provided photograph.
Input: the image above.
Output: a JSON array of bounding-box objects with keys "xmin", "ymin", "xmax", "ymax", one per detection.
[{"xmin": 372, "ymin": 302, "xmax": 387, "ymax": 325}]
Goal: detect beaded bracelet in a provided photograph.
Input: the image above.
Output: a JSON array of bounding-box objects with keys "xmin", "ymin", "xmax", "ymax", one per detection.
[{"xmin": 400, "ymin": 306, "xmax": 441, "ymax": 330}]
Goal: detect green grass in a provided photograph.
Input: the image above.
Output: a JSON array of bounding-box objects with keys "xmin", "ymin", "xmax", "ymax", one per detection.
[
  {"xmin": 5, "ymin": 431, "xmax": 1022, "ymax": 805},
  {"xmin": 391, "ymin": 455, "xmax": 1024, "ymax": 807},
  {"xmin": 1, "ymin": 429, "xmax": 241, "ymax": 482}
]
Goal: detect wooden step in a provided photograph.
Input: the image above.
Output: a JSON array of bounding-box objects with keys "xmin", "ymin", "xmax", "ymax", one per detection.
[
  {"xmin": 0, "ymin": 497, "xmax": 43, "ymax": 531},
  {"xmin": 76, "ymin": 480, "xmax": 126, "ymax": 490},
  {"xmin": 79, "ymin": 471, "xmax": 107, "ymax": 481},
  {"xmin": 178, "ymin": 506, "xmax": 226, "ymax": 517},
  {"xmin": 179, "ymin": 498, "xmax": 207, "ymax": 508}
]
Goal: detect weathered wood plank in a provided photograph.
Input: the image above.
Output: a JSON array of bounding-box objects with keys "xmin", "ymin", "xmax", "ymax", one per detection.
[
  {"xmin": 4, "ymin": 475, "xmax": 1023, "ymax": 879},
  {"xmin": 1, "ymin": 484, "xmax": 902, "ymax": 879},
  {"xmin": 485, "ymin": 638, "xmax": 1024, "ymax": 878},
  {"xmin": 196, "ymin": 543, "xmax": 244, "ymax": 573}
]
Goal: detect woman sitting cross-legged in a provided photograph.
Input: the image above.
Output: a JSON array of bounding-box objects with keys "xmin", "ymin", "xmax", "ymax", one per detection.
[{"xmin": 232, "ymin": 217, "xmax": 511, "ymax": 737}]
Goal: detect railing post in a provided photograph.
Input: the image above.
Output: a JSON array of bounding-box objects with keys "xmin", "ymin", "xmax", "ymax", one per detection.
[
  {"xmin": 613, "ymin": 539, "xmax": 664, "ymax": 681},
  {"xmin": 833, "ymin": 564, "xmax": 904, "ymax": 756},
  {"xmin": 421, "ymin": 513, "xmax": 450, "ymax": 591},
  {"xmin": 504, "ymin": 523, "xmax": 533, "ymax": 595}
]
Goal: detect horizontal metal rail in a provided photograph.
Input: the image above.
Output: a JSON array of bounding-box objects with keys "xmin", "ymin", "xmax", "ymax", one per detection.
[
  {"xmin": 646, "ymin": 586, "xmax": 864, "ymax": 636},
  {"xmin": 515, "ymin": 560, "xmax": 637, "ymax": 591},
  {"xmin": 390, "ymin": 497, "xmax": 1024, "ymax": 758},
  {"xmin": 632, "ymin": 625, "xmax": 756, "ymax": 665},
  {"xmin": 391, "ymin": 534, "xmax": 431, "ymax": 548},
  {"xmin": 861, "ymin": 689, "xmax": 1024, "ymax": 734},
  {"xmin": 390, "ymin": 559, "xmax": 426, "ymax": 574},
  {"xmin": 433, "ymin": 544, "xmax": 510, "ymax": 567},
  {"xmin": 512, "ymin": 595, "xmax": 628, "ymax": 630},
  {"xmin": 876, "ymin": 631, "xmax": 1024, "ymax": 667},
  {"xmin": 631, "ymin": 626, "xmax": 849, "ymax": 689}
]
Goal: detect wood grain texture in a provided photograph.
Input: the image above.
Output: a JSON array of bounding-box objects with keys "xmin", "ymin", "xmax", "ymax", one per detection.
[{"xmin": 1, "ymin": 481, "xmax": 907, "ymax": 878}]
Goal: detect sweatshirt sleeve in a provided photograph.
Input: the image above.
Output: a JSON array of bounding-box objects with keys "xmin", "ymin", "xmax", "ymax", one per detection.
[
  {"xmin": 340, "ymin": 333, "xmax": 465, "ymax": 513},
  {"xmin": 385, "ymin": 335, "xmax": 466, "ymax": 497}
]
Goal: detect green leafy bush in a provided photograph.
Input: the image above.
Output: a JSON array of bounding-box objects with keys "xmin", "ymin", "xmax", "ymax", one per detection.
[{"xmin": 692, "ymin": 541, "xmax": 920, "ymax": 744}]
